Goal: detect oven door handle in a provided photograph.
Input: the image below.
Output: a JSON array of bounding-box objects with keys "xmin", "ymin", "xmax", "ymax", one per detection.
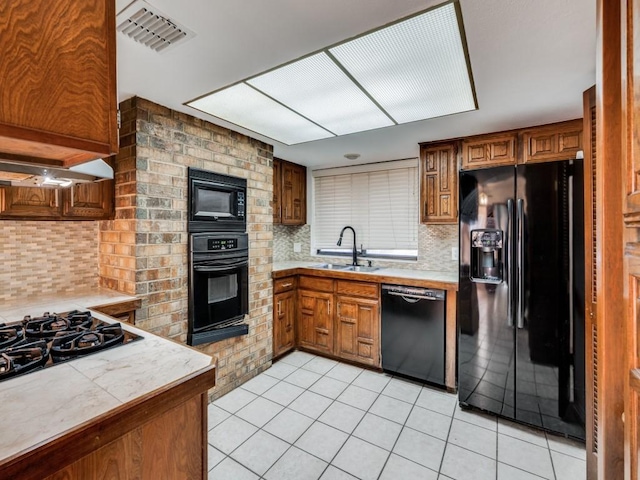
[{"xmin": 193, "ymin": 261, "xmax": 248, "ymax": 272}]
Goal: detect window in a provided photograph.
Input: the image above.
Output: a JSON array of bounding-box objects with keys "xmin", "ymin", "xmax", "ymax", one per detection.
[{"xmin": 313, "ymin": 159, "xmax": 419, "ymax": 259}]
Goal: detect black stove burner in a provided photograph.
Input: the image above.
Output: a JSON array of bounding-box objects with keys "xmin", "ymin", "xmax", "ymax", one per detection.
[
  {"xmin": 0, "ymin": 310, "xmax": 142, "ymax": 383},
  {"xmin": 0, "ymin": 339, "xmax": 49, "ymax": 379},
  {"xmin": 24, "ymin": 310, "xmax": 93, "ymax": 339},
  {"xmin": 0, "ymin": 324, "xmax": 24, "ymax": 349},
  {"xmin": 51, "ymin": 323, "xmax": 125, "ymax": 361}
]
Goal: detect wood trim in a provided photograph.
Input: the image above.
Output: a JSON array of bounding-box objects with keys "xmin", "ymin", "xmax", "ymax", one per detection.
[
  {"xmin": 583, "ymin": 84, "xmax": 598, "ymax": 480},
  {"xmin": 90, "ymin": 299, "xmax": 141, "ymax": 315},
  {"xmin": 200, "ymin": 392, "xmax": 208, "ymax": 477},
  {"xmin": 0, "ymin": 364, "xmax": 216, "ymax": 480},
  {"xmin": 595, "ymin": 0, "xmax": 626, "ymax": 478},
  {"xmin": 445, "ymin": 290, "xmax": 457, "ymax": 392}
]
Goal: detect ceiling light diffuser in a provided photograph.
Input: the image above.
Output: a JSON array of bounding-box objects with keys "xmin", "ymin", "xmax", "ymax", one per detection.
[
  {"xmin": 185, "ymin": 0, "xmax": 476, "ymax": 145},
  {"xmin": 188, "ymin": 83, "xmax": 334, "ymax": 145},
  {"xmin": 248, "ymin": 53, "xmax": 394, "ymax": 135},
  {"xmin": 329, "ymin": 2, "xmax": 475, "ymax": 123}
]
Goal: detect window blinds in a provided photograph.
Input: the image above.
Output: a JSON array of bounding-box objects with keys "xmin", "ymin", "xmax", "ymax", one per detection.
[{"xmin": 313, "ymin": 163, "xmax": 419, "ymax": 251}]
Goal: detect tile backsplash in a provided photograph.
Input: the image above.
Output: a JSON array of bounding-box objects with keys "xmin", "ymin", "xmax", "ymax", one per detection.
[
  {"xmin": 274, "ymin": 223, "xmax": 458, "ymax": 272},
  {"xmin": 0, "ymin": 221, "xmax": 98, "ymax": 303}
]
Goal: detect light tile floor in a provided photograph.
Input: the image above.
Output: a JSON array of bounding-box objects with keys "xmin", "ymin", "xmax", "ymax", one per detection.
[{"xmin": 208, "ymin": 351, "xmax": 586, "ymax": 480}]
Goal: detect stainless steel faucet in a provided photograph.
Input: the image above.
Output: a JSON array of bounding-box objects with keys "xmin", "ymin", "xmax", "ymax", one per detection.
[{"xmin": 337, "ymin": 226, "xmax": 359, "ymax": 266}]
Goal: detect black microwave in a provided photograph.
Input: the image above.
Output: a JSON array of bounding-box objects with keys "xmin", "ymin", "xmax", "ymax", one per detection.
[{"xmin": 188, "ymin": 168, "xmax": 246, "ymax": 232}]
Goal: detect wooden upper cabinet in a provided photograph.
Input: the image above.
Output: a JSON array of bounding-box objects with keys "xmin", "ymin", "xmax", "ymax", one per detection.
[
  {"xmin": 420, "ymin": 142, "xmax": 458, "ymax": 224},
  {"xmin": 273, "ymin": 158, "xmax": 282, "ymax": 223},
  {"xmin": 521, "ymin": 119, "xmax": 583, "ymax": 164},
  {"xmin": 0, "ymin": 186, "xmax": 60, "ymax": 217},
  {"xmin": 273, "ymin": 158, "xmax": 306, "ymax": 225},
  {"xmin": 0, "ymin": 0, "xmax": 118, "ymax": 166},
  {"xmin": 281, "ymin": 161, "xmax": 306, "ymax": 225},
  {"xmin": 0, "ymin": 180, "xmax": 113, "ymax": 220},
  {"xmin": 62, "ymin": 181, "xmax": 113, "ymax": 219},
  {"xmin": 462, "ymin": 133, "xmax": 518, "ymax": 169}
]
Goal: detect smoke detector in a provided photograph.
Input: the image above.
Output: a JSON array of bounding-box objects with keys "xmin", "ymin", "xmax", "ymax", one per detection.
[{"xmin": 116, "ymin": 0, "xmax": 196, "ymax": 53}]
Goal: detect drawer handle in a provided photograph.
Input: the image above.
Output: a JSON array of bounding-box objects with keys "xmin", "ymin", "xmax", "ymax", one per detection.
[{"xmin": 280, "ymin": 282, "xmax": 293, "ymax": 288}]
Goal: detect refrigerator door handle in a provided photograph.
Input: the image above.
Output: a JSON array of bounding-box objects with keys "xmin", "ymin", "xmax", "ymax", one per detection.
[
  {"xmin": 507, "ymin": 199, "xmax": 514, "ymax": 327},
  {"xmin": 517, "ymin": 198, "xmax": 525, "ymax": 329}
]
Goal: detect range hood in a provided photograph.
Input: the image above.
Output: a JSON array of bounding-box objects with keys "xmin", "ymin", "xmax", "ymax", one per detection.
[{"xmin": 0, "ymin": 159, "xmax": 114, "ymax": 187}]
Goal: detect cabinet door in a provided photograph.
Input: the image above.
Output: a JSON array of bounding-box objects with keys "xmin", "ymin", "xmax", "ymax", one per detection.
[
  {"xmin": 420, "ymin": 143, "xmax": 458, "ymax": 223},
  {"xmin": 281, "ymin": 162, "xmax": 306, "ymax": 225},
  {"xmin": 297, "ymin": 289, "xmax": 333, "ymax": 354},
  {"xmin": 336, "ymin": 295, "xmax": 380, "ymax": 367},
  {"xmin": 521, "ymin": 119, "xmax": 583, "ymax": 164},
  {"xmin": 0, "ymin": 186, "xmax": 60, "ymax": 218},
  {"xmin": 462, "ymin": 134, "xmax": 517, "ymax": 169},
  {"xmin": 273, "ymin": 158, "xmax": 282, "ymax": 223},
  {"xmin": 274, "ymin": 290, "xmax": 295, "ymax": 357},
  {"xmin": 0, "ymin": 0, "xmax": 118, "ymax": 165},
  {"xmin": 62, "ymin": 180, "xmax": 114, "ymax": 219}
]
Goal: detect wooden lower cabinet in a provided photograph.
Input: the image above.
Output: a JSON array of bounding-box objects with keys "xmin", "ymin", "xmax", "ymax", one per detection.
[
  {"xmin": 4, "ymin": 365, "xmax": 216, "ymax": 480},
  {"xmin": 335, "ymin": 295, "xmax": 380, "ymax": 367},
  {"xmin": 91, "ymin": 299, "xmax": 141, "ymax": 324},
  {"xmin": 298, "ymin": 289, "xmax": 333, "ymax": 355},
  {"xmin": 44, "ymin": 395, "xmax": 205, "ymax": 480},
  {"xmin": 282, "ymin": 276, "xmax": 381, "ymax": 368},
  {"xmin": 274, "ymin": 290, "xmax": 296, "ymax": 357}
]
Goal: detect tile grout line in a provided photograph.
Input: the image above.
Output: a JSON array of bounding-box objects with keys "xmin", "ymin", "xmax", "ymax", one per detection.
[{"xmin": 210, "ymin": 351, "xmax": 586, "ymax": 480}]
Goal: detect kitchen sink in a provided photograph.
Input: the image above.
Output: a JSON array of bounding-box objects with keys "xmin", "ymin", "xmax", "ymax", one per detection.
[
  {"xmin": 344, "ymin": 265, "xmax": 381, "ymax": 272},
  {"xmin": 311, "ymin": 263, "xmax": 351, "ymax": 270},
  {"xmin": 311, "ymin": 263, "xmax": 380, "ymax": 272}
]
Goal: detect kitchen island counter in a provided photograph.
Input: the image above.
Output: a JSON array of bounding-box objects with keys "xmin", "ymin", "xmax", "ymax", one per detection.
[{"xmin": 0, "ymin": 291, "xmax": 216, "ymax": 480}]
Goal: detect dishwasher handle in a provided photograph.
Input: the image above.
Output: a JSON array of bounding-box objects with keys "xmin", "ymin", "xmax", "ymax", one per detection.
[
  {"xmin": 382, "ymin": 285, "xmax": 445, "ymax": 302},
  {"xmin": 385, "ymin": 291, "xmax": 443, "ymax": 302}
]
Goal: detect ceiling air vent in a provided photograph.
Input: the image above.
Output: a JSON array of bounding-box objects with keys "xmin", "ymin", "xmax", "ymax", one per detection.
[{"xmin": 116, "ymin": 0, "xmax": 195, "ymax": 53}]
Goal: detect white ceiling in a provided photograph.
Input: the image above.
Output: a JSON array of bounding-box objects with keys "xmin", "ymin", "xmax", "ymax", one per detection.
[{"xmin": 116, "ymin": 0, "xmax": 596, "ymax": 169}]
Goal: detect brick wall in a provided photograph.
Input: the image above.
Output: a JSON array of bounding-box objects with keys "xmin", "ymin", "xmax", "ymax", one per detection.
[
  {"xmin": 99, "ymin": 97, "xmax": 274, "ymax": 399},
  {"xmin": 0, "ymin": 221, "xmax": 99, "ymax": 303}
]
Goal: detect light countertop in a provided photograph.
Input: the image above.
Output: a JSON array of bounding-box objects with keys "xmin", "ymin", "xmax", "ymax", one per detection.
[
  {"xmin": 0, "ymin": 289, "xmax": 214, "ymax": 465},
  {"xmin": 272, "ymin": 261, "xmax": 459, "ymax": 286},
  {"xmin": 0, "ymin": 287, "xmax": 139, "ymax": 322}
]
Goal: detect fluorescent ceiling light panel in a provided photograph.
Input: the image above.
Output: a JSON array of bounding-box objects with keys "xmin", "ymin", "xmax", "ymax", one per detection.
[
  {"xmin": 329, "ymin": 2, "xmax": 475, "ymax": 123},
  {"xmin": 248, "ymin": 53, "xmax": 394, "ymax": 135},
  {"xmin": 189, "ymin": 83, "xmax": 334, "ymax": 145},
  {"xmin": 186, "ymin": 1, "xmax": 475, "ymax": 144}
]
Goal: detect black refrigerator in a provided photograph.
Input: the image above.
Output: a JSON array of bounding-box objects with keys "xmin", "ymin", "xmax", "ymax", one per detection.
[{"xmin": 457, "ymin": 160, "xmax": 586, "ymax": 440}]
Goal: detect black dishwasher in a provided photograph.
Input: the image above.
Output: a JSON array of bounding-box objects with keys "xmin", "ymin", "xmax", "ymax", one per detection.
[{"xmin": 381, "ymin": 284, "xmax": 445, "ymax": 387}]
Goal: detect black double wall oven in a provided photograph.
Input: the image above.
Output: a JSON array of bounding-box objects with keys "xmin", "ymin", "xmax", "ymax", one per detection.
[{"xmin": 187, "ymin": 168, "xmax": 249, "ymax": 346}]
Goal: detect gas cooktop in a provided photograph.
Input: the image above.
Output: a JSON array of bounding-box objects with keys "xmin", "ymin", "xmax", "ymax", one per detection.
[{"xmin": 0, "ymin": 310, "xmax": 142, "ymax": 383}]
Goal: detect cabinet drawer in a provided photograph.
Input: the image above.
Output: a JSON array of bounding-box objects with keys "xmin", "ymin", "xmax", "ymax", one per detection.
[
  {"xmin": 336, "ymin": 280, "xmax": 379, "ymax": 299},
  {"xmin": 299, "ymin": 276, "xmax": 334, "ymax": 293},
  {"xmin": 274, "ymin": 277, "xmax": 296, "ymax": 293}
]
